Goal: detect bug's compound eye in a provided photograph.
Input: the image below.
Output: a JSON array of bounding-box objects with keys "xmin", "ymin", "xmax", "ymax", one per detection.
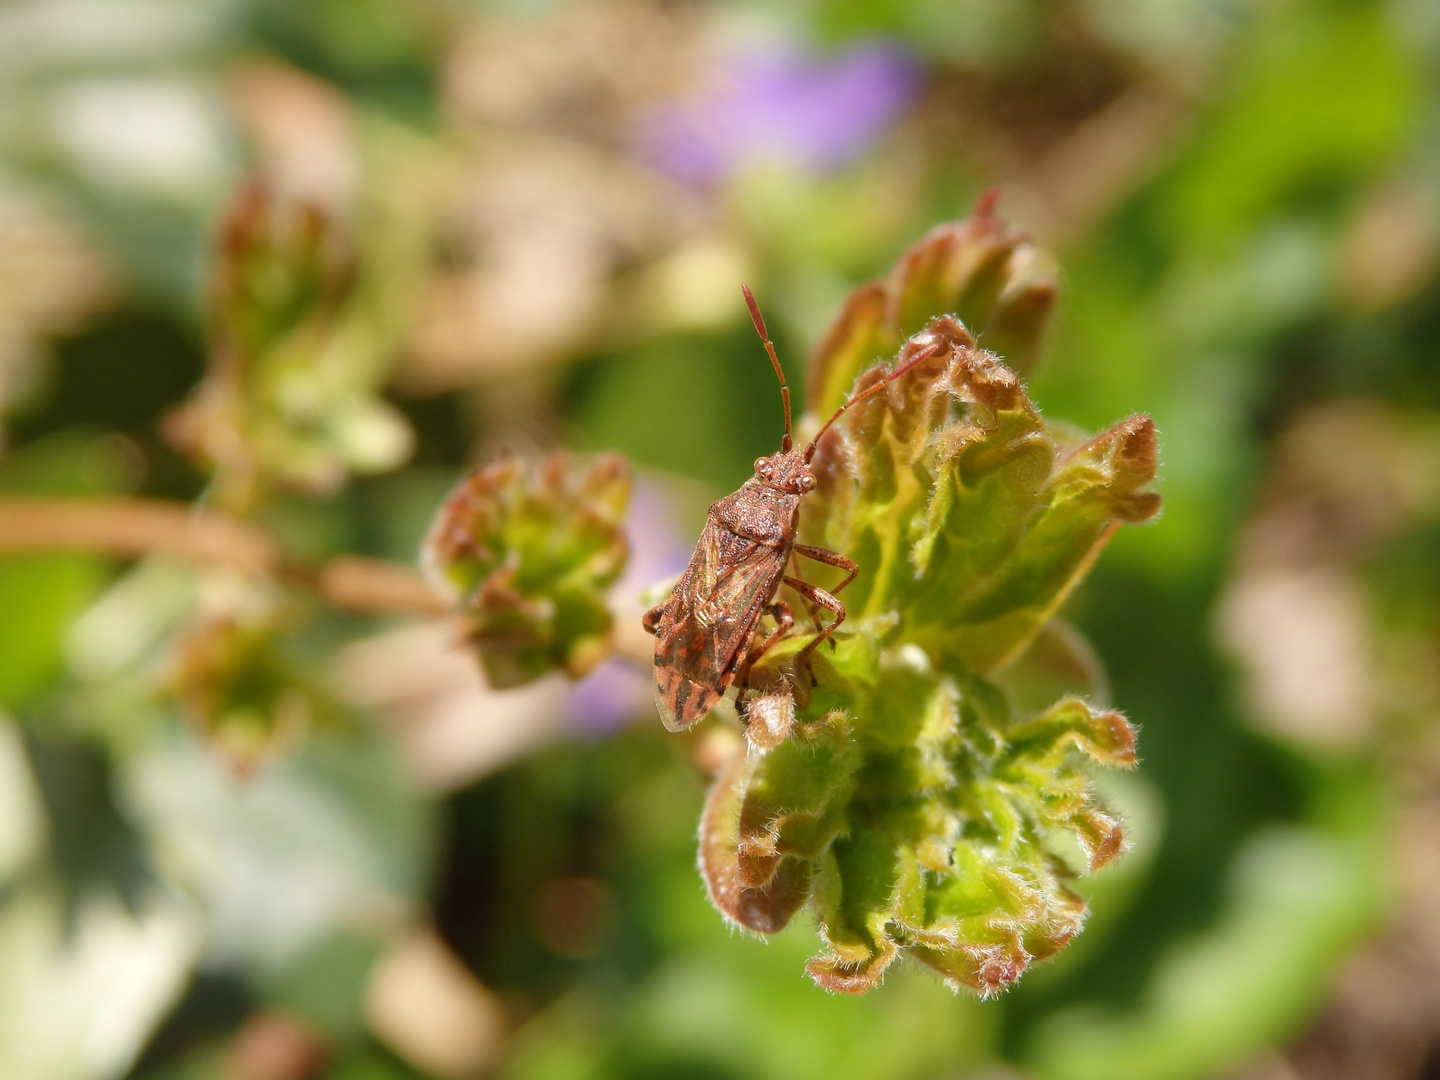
[
  {"xmin": 754, "ymin": 457, "xmax": 770, "ymax": 476},
  {"xmin": 799, "ymin": 474, "xmax": 817, "ymax": 493}
]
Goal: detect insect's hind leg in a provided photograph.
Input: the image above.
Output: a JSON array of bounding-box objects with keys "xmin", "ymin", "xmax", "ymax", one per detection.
[
  {"xmin": 782, "ymin": 564, "xmax": 826, "ymax": 638},
  {"xmin": 641, "ymin": 602, "xmax": 666, "ymax": 635},
  {"xmin": 735, "ymin": 601, "xmax": 795, "ymax": 698},
  {"xmin": 782, "ymin": 576, "xmax": 846, "ymax": 676},
  {"xmin": 788, "ymin": 545, "xmax": 857, "ymax": 649}
]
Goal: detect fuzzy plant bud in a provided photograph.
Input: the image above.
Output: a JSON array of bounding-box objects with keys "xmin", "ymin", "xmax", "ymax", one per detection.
[
  {"xmin": 214, "ymin": 179, "xmax": 353, "ymax": 365},
  {"xmin": 808, "ymin": 188, "xmax": 1057, "ymax": 420},
  {"xmin": 424, "ymin": 452, "xmax": 631, "ymax": 689},
  {"xmin": 170, "ymin": 604, "xmax": 323, "ymax": 776},
  {"xmin": 168, "ymin": 179, "xmax": 415, "ymax": 509},
  {"xmin": 697, "ymin": 206, "xmax": 1156, "ymax": 996}
]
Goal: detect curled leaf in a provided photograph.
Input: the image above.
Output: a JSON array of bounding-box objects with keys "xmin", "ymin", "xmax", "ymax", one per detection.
[
  {"xmin": 700, "ymin": 749, "xmax": 813, "ymax": 933},
  {"xmin": 807, "ymin": 189, "xmax": 1057, "ymax": 417},
  {"xmin": 806, "ymin": 319, "xmax": 1159, "ymax": 674}
]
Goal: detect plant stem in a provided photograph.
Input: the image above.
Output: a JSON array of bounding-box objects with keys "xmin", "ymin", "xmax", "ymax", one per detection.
[{"xmin": 0, "ymin": 497, "xmax": 447, "ymax": 617}]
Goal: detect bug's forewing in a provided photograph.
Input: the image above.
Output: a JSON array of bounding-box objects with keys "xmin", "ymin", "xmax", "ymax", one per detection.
[{"xmin": 652, "ymin": 523, "xmax": 787, "ymax": 732}]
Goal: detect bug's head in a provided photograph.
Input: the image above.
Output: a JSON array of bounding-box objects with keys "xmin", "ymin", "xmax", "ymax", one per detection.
[{"xmin": 753, "ymin": 448, "xmax": 817, "ymax": 495}]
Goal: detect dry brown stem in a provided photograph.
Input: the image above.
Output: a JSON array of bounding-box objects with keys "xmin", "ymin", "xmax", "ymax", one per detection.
[{"xmin": 0, "ymin": 497, "xmax": 447, "ymax": 617}]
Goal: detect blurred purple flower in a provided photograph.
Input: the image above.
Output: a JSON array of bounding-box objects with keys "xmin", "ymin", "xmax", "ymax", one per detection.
[
  {"xmin": 617, "ymin": 482, "xmax": 693, "ymax": 589},
  {"xmin": 635, "ymin": 39, "xmax": 921, "ymax": 183},
  {"xmin": 567, "ymin": 657, "xmax": 651, "ymax": 739}
]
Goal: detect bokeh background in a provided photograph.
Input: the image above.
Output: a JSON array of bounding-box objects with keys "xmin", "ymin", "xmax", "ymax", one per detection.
[{"xmin": 3, "ymin": 0, "xmax": 1440, "ymax": 1078}]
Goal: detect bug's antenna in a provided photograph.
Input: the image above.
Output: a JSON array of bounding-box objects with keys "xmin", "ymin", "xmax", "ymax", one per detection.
[
  {"xmin": 804, "ymin": 340, "xmax": 945, "ymax": 462},
  {"xmin": 742, "ymin": 284, "xmax": 792, "ymax": 452}
]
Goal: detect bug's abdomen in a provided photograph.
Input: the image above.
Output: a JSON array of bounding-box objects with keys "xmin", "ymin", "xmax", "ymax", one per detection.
[{"xmin": 650, "ymin": 516, "xmax": 790, "ymax": 731}]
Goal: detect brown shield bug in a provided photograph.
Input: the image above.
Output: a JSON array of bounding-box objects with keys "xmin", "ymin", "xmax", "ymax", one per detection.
[{"xmin": 642, "ymin": 286, "xmax": 941, "ymax": 732}]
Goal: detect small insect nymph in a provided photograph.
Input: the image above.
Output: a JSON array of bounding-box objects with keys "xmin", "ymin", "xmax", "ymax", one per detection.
[{"xmin": 642, "ymin": 286, "xmax": 941, "ymax": 732}]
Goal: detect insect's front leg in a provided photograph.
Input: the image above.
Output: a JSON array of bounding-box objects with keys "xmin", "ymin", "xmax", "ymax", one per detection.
[
  {"xmin": 792, "ymin": 544, "xmax": 858, "ymax": 594},
  {"xmin": 641, "ymin": 602, "xmax": 666, "ymax": 636},
  {"xmin": 782, "ymin": 576, "xmax": 846, "ymax": 674}
]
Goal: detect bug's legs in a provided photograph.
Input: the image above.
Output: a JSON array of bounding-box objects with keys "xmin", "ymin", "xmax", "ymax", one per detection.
[
  {"xmin": 641, "ymin": 603, "xmax": 666, "ymax": 635},
  {"xmin": 782, "ymin": 560, "xmax": 826, "ymax": 636},
  {"xmin": 787, "ymin": 545, "xmax": 856, "ymax": 648},
  {"xmin": 792, "ymin": 545, "xmax": 858, "ymax": 595},
  {"xmin": 752, "ymin": 601, "xmax": 796, "ymax": 666},
  {"xmin": 782, "ymin": 576, "xmax": 846, "ymax": 671},
  {"xmin": 735, "ymin": 601, "xmax": 795, "ymax": 699}
]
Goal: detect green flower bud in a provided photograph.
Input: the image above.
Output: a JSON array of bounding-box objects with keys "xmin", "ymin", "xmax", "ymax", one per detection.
[
  {"xmin": 170, "ymin": 603, "xmax": 320, "ymax": 776},
  {"xmin": 170, "ymin": 179, "xmax": 416, "ymax": 509},
  {"xmin": 214, "ymin": 179, "xmax": 354, "ymax": 366},
  {"xmin": 424, "ymin": 452, "xmax": 630, "ymax": 689},
  {"xmin": 697, "ymin": 209, "xmax": 1155, "ymax": 996}
]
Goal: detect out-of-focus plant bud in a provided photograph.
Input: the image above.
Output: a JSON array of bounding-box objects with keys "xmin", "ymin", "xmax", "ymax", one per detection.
[
  {"xmin": 808, "ymin": 189, "xmax": 1056, "ymax": 416},
  {"xmin": 697, "ymin": 213, "xmax": 1157, "ymax": 995},
  {"xmin": 424, "ymin": 453, "xmax": 631, "ymax": 689},
  {"xmin": 215, "ymin": 180, "xmax": 353, "ymax": 366},
  {"xmin": 171, "ymin": 605, "xmax": 322, "ymax": 776},
  {"xmin": 169, "ymin": 179, "xmax": 416, "ymax": 510}
]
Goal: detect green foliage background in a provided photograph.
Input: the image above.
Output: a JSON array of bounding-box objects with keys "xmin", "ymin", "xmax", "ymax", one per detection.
[{"xmin": 2, "ymin": 1, "xmax": 1440, "ymax": 1079}]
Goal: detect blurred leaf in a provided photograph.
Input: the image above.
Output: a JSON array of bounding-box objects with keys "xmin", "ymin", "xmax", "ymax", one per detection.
[
  {"xmin": 265, "ymin": 929, "xmax": 380, "ymax": 1041},
  {"xmin": 0, "ymin": 880, "xmax": 198, "ymax": 1080},
  {"xmin": 1163, "ymin": 3, "xmax": 1418, "ymax": 248},
  {"xmin": 24, "ymin": 729, "xmax": 155, "ymax": 916},
  {"xmin": 124, "ymin": 724, "xmax": 433, "ymax": 978},
  {"xmin": 1025, "ymin": 820, "xmax": 1385, "ymax": 1080},
  {"xmin": 0, "ymin": 554, "xmax": 105, "ymax": 708},
  {"xmin": 0, "ymin": 431, "xmax": 130, "ymax": 707}
]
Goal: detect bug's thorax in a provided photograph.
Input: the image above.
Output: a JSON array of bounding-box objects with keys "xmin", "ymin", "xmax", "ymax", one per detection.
[{"xmin": 708, "ymin": 448, "xmax": 812, "ymax": 547}]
